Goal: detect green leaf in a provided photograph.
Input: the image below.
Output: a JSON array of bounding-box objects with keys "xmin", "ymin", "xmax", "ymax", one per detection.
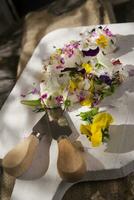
[
  {"xmin": 95, "ymin": 63, "xmax": 104, "ymax": 69},
  {"xmin": 21, "ymin": 99, "xmax": 42, "ymax": 107},
  {"xmin": 78, "ymin": 107, "xmax": 99, "ymax": 122},
  {"xmin": 33, "ymin": 108, "xmax": 45, "ymax": 113},
  {"xmin": 101, "ymin": 87, "xmax": 114, "ymax": 98},
  {"xmin": 64, "ymin": 99, "xmax": 71, "ymax": 108}
]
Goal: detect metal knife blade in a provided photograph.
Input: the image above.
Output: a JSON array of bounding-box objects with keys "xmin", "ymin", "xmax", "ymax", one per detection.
[
  {"xmin": 32, "ymin": 108, "xmax": 78, "ymax": 140},
  {"xmin": 32, "ymin": 113, "xmax": 50, "ymax": 139},
  {"xmin": 46, "ymin": 107, "xmax": 78, "ymax": 140}
]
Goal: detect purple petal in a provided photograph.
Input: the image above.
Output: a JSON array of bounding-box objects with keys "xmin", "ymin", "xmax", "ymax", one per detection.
[
  {"xmin": 99, "ymin": 75, "xmax": 112, "ymax": 85},
  {"xmin": 31, "ymin": 88, "xmax": 40, "ymax": 94},
  {"xmin": 55, "ymin": 95, "xmax": 63, "ymax": 104},
  {"xmin": 41, "ymin": 93, "xmax": 48, "ymax": 99},
  {"xmin": 103, "ymin": 27, "xmax": 113, "ymax": 37},
  {"xmin": 82, "ymin": 47, "xmax": 99, "ymax": 57},
  {"xmin": 60, "ymin": 58, "xmax": 65, "ymax": 64}
]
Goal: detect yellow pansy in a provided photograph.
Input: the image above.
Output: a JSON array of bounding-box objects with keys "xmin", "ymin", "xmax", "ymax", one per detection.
[
  {"xmin": 96, "ymin": 34, "xmax": 108, "ymax": 48},
  {"xmin": 80, "ymin": 124, "xmax": 91, "ymax": 137},
  {"xmin": 91, "ymin": 129, "xmax": 102, "ymax": 147},
  {"xmin": 69, "ymin": 80, "xmax": 77, "ymax": 93},
  {"xmin": 82, "ymin": 63, "xmax": 92, "ymax": 73},
  {"xmin": 80, "ymin": 112, "xmax": 113, "ymax": 147},
  {"xmin": 93, "ymin": 112, "xmax": 113, "ymax": 129},
  {"xmin": 80, "ymin": 98, "xmax": 92, "ymax": 106}
]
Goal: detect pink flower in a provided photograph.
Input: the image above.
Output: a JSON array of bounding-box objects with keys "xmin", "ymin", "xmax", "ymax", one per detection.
[
  {"xmin": 112, "ymin": 59, "xmax": 122, "ymax": 65},
  {"xmin": 103, "ymin": 27, "xmax": 113, "ymax": 37},
  {"xmin": 40, "ymin": 93, "xmax": 48, "ymax": 100},
  {"xmin": 55, "ymin": 95, "xmax": 63, "ymax": 104}
]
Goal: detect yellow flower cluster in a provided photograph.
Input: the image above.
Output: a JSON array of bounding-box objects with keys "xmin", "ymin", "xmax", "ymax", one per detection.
[
  {"xmin": 82, "ymin": 63, "xmax": 92, "ymax": 73},
  {"xmin": 69, "ymin": 80, "xmax": 77, "ymax": 93},
  {"xmin": 80, "ymin": 99, "xmax": 92, "ymax": 106},
  {"xmin": 96, "ymin": 34, "xmax": 108, "ymax": 49},
  {"xmin": 80, "ymin": 112, "xmax": 113, "ymax": 147}
]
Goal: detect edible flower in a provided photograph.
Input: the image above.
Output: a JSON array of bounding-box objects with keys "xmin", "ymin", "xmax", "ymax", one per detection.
[
  {"xmin": 80, "ymin": 111, "xmax": 113, "ymax": 147},
  {"xmin": 91, "ymin": 129, "xmax": 102, "ymax": 147},
  {"xmin": 69, "ymin": 80, "xmax": 77, "ymax": 93},
  {"xmin": 80, "ymin": 98, "xmax": 92, "ymax": 106},
  {"xmin": 99, "ymin": 75, "xmax": 112, "ymax": 85},
  {"xmin": 82, "ymin": 63, "xmax": 92, "ymax": 73},
  {"xmin": 112, "ymin": 59, "xmax": 122, "ymax": 65},
  {"xmin": 80, "ymin": 124, "xmax": 91, "ymax": 138},
  {"xmin": 92, "ymin": 112, "xmax": 113, "ymax": 129},
  {"xmin": 103, "ymin": 27, "xmax": 113, "ymax": 37},
  {"xmin": 96, "ymin": 34, "xmax": 108, "ymax": 48},
  {"xmin": 82, "ymin": 47, "xmax": 99, "ymax": 57}
]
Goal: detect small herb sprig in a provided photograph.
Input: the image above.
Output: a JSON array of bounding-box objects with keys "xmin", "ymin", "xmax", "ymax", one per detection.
[{"xmin": 77, "ymin": 107, "xmax": 99, "ymax": 123}]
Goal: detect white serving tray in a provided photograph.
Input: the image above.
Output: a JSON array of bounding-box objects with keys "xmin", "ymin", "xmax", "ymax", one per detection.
[{"xmin": 0, "ymin": 23, "xmax": 134, "ymax": 200}]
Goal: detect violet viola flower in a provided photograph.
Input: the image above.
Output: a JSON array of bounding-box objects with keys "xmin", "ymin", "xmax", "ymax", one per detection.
[
  {"xmin": 55, "ymin": 95, "xmax": 63, "ymax": 104},
  {"xmin": 31, "ymin": 88, "xmax": 40, "ymax": 95},
  {"xmin": 40, "ymin": 93, "xmax": 48, "ymax": 100},
  {"xmin": 62, "ymin": 44, "xmax": 74, "ymax": 57},
  {"xmin": 72, "ymin": 41, "xmax": 80, "ymax": 49},
  {"xmin": 103, "ymin": 27, "xmax": 113, "ymax": 37},
  {"xmin": 60, "ymin": 57, "xmax": 65, "ymax": 64},
  {"xmin": 99, "ymin": 75, "xmax": 112, "ymax": 85},
  {"xmin": 82, "ymin": 47, "xmax": 99, "ymax": 57}
]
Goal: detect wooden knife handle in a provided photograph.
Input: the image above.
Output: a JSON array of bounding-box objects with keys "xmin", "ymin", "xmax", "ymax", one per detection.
[
  {"xmin": 2, "ymin": 134, "xmax": 39, "ymax": 177},
  {"xmin": 57, "ymin": 136, "xmax": 86, "ymax": 182}
]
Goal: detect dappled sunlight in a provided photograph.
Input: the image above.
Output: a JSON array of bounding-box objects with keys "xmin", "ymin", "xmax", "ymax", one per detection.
[{"xmin": 0, "ymin": 40, "xmax": 47, "ymax": 158}]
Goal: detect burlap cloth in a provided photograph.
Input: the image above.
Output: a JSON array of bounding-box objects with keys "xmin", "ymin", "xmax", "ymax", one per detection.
[
  {"xmin": 1, "ymin": 0, "xmax": 134, "ymax": 199},
  {"xmin": 17, "ymin": 0, "xmax": 110, "ymax": 76}
]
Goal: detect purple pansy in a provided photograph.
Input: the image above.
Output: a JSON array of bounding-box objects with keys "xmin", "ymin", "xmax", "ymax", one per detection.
[
  {"xmin": 99, "ymin": 75, "xmax": 112, "ymax": 85},
  {"xmin": 82, "ymin": 47, "xmax": 99, "ymax": 57}
]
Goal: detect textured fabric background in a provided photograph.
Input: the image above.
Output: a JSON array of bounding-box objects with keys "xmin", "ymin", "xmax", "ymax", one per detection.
[{"xmin": 17, "ymin": 0, "xmax": 110, "ymax": 76}]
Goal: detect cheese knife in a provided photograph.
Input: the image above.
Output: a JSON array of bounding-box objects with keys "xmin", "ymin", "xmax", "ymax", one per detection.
[
  {"xmin": 2, "ymin": 113, "xmax": 51, "ymax": 178},
  {"xmin": 2, "ymin": 108, "xmax": 86, "ymax": 182},
  {"xmin": 46, "ymin": 107, "xmax": 86, "ymax": 182}
]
